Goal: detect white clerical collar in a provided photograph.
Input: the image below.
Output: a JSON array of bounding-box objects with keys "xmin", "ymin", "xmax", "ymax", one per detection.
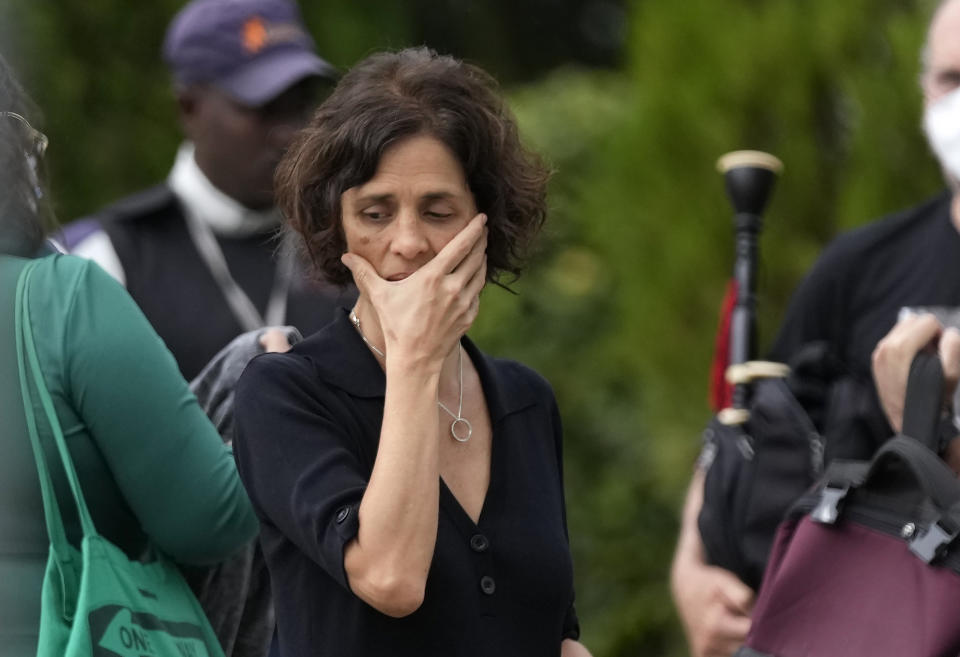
[{"xmin": 167, "ymin": 142, "xmax": 280, "ymax": 238}]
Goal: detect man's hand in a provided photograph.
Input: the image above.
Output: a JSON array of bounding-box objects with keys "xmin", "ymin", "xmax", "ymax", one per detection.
[
  {"xmin": 672, "ymin": 560, "xmax": 754, "ymax": 657},
  {"xmin": 671, "ymin": 470, "xmax": 754, "ymax": 657},
  {"xmin": 871, "ymin": 312, "xmax": 960, "ymax": 433},
  {"xmin": 872, "ymin": 313, "xmax": 960, "ymax": 473},
  {"xmin": 871, "ymin": 312, "xmax": 943, "ymax": 433},
  {"xmin": 258, "ymin": 328, "xmax": 294, "ymax": 353}
]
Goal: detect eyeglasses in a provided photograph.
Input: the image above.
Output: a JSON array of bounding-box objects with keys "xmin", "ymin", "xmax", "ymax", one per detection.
[
  {"xmin": 3, "ymin": 111, "xmax": 48, "ymax": 205},
  {"xmin": 2, "ymin": 111, "xmax": 48, "ymax": 159}
]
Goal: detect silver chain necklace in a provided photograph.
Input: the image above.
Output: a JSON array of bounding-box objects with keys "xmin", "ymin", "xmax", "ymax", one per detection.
[
  {"xmin": 349, "ymin": 309, "xmax": 386, "ymax": 359},
  {"xmin": 349, "ymin": 310, "xmax": 472, "ymax": 443}
]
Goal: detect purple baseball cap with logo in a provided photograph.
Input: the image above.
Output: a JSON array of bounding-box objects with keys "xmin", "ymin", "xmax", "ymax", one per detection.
[{"xmin": 162, "ymin": 0, "xmax": 338, "ymax": 107}]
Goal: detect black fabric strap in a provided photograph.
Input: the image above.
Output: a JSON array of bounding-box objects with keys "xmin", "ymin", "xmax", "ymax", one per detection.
[
  {"xmin": 821, "ymin": 460, "xmax": 871, "ymax": 488},
  {"xmin": 869, "ymin": 436, "xmax": 960, "ymax": 512},
  {"xmin": 902, "ymin": 351, "xmax": 944, "ymax": 451},
  {"xmin": 810, "ymin": 460, "xmax": 871, "ymax": 524},
  {"xmin": 812, "ymin": 437, "xmax": 960, "ymax": 528}
]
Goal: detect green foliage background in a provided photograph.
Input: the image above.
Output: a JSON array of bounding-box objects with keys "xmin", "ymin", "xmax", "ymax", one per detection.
[{"xmin": 2, "ymin": 0, "xmax": 948, "ymax": 654}]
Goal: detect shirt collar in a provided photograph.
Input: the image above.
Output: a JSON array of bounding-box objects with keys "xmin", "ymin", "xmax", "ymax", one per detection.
[
  {"xmin": 295, "ymin": 308, "xmax": 538, "ymax": 423},
  {"xmin": 167, "ymin": 142, "xmax": 280, "ymax": 238}
]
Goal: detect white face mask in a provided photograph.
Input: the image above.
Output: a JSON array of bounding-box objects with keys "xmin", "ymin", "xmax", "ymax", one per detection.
[{"xmin": 924, "ymin": 86, "xmax": 960, "ymax": 181}]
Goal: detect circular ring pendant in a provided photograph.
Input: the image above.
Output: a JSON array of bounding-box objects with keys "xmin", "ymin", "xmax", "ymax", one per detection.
[{"xmin": 450, "ymin": 418, "xmax": 473, "ymax": 443}]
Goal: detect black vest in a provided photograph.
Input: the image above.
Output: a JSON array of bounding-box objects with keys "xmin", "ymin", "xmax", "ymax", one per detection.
[{"xmin": 87, "ymin": 185, "xmax": 351, "ymax": 380}]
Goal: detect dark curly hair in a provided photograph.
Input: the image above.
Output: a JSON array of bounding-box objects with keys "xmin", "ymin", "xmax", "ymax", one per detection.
[
  {"xmin": 0, "ymin": 52, "xmax": 51, "ymax": 257},
  {"xmin": 275, "ymin": 47, "xmax": 550, "ymax": 287}
]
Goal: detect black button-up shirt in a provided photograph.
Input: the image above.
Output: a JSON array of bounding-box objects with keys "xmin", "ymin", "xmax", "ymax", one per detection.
[{"xmin": 234, "ymin": 309, "xmax": 579, "ymax": 656}]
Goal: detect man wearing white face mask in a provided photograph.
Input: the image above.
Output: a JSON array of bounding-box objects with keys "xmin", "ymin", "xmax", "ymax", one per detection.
[
  {"xmin": 671, "ymin": 2, "xmax": 960, "ymax": 656},
  {"xmin": 766, "ymin": 0, "xmax": 960, "ymax": 386}
]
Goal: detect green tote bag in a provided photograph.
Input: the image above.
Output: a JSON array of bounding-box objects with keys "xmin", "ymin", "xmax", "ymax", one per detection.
[{"xmin": 15, "ymin": 260, "xmax": 226, "ymax": 657}]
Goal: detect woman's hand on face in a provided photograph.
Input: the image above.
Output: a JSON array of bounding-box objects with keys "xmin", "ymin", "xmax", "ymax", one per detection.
[{"xmin": 342, "ymin": 213, "xmax": 487, "ymax": 367}]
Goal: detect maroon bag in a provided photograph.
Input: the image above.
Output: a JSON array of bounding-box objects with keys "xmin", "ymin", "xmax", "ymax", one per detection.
[{"xmin": 738, "ymin": 354, "xmax": 960, "ymax": 657}]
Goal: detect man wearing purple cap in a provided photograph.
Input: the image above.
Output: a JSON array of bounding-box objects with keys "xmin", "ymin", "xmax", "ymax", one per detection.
[{"xmin": 63, "ymin": 0, "xmax": 347, "ymax": 381}]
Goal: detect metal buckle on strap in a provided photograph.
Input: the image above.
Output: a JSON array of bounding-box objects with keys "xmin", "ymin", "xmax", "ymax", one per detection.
[
  {"xmin": 811, "ymin": 485, "xmax": 850, "ymax": 525},
  {"xmin": 909, "ymin": 521, "xmax": 959, "ymax": 564}
]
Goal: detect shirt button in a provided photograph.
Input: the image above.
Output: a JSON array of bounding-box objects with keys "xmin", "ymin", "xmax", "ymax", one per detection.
[
  {"xmin": 335, "ymin": 506, "xmax": 351, "ymax": 523},
  {"xmin": 479, "ymin": 575, "xmax": 496, "ymax": 595},
  {"xmin": 470, "ymin": 533, "xmax": 489, "ymax": 553}
]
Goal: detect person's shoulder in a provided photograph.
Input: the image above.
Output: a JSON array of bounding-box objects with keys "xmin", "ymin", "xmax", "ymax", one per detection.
[
  {"xmin": 822, "ymin": 192, "xmax": 950, "ymax": 262},
  {"xmin": 289, "ymin": 315, "xmax": 349, "ymax": 358},
  {"xmin": 767, "ymin": 193, "xmax": 952, "ymax": 361},
  {"xmin": 239, "ymin": 348, "xmax": 317, "ymax": 393},
  {"xmin": 477, "ymin": 349, "xmax": 557, "ymax": 410},
  {"xmin": 22, "ymin": 255, "xmax": 127, "ymax": 325},
  {"xmin": 61, "ymin": 185, "xmax": 180, "ymax": 253},
  {"xmin": 78, "ymin": 184, "xmax": 179, "ymax": 227},
  {"xmin": 29, "ymin": 253, "xmax": 115, "ymax": 289},
  {"xmin": 237, "ymin": 321, "xmax": 345, "ymax": 396},
  {"xmin": 478, "ymin": 352, "xmax": 564, "ymax": 449},
  {"xmin": 487, "ymin": 355, "xmax": 551, "ymax": 388},
  {"xmin": 233, "ymin": 325, "xmax": 363, "ymax": 436}
]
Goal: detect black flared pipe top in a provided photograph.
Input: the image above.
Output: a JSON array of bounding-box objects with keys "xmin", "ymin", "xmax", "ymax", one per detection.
[{"xmin": 717, "ymin": 151, "xmax": 783, "ymax": 217}]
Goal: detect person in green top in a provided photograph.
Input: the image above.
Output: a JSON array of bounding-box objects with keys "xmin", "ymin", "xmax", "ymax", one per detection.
[{"xmin": 0, "ymin": 54, "xmax": 258, "ymax": 655}]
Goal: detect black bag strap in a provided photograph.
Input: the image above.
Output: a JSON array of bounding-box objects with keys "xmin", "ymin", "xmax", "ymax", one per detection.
[
  {"xmin": 874, "ymin": 436, "xmax": 960, "ymax": 563},
  {"xmin": 810, "ymin": 460, "xmax": 870, "ymax": 524},
  {"xmin": 811, "ymin": 436, "xmax": 960, "ymax": 527},
  {"xmin": 902, "ymin": 350, "xmax": 944, "ymax": 451},
  {"xmin": 910, "ymin": 498, "xmax": 960, "ymax": 564},
  {"xmin": 869, "ymin": 436, "xmax": 960, "ymax": 510}
]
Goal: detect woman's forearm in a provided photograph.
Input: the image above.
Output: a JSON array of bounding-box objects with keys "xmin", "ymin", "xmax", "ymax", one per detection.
[
  {"xmin": 344, "ymin": 356, "xmax": 443, "ymax": 617},
  {"xmin": 339, "ymin": 216, "xmax": 487, "ymax": 616}
]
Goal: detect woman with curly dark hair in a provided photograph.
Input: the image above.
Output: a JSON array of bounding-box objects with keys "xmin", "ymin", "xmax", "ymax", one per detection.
[{"xmin": 233, "ymin": 47, "xmax": 592, "ymax": 657}]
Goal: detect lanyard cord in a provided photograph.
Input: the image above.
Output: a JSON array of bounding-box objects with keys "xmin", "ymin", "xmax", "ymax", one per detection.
[{"xmin": 182, "ymin": 205, "xmax": 292, "ymax": 332}]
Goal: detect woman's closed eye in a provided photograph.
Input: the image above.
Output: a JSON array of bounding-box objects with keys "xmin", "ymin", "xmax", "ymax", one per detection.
[
  {"xmin": 424, "ymin": 203, "xmax": 456, "ymax": 220},
  {"xmin": 360, "ymin": 206, "xmax": 391, "ymax": 221}
]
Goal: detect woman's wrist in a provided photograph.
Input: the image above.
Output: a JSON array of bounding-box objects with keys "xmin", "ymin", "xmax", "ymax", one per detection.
[{"xmin": 385, "ymin": 349, "xmax": 445, "ymax": 382}]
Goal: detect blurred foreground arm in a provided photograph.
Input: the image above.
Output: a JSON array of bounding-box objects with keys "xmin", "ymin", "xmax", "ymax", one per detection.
[
  {"xmin": 66, "ymin": 259, "xmax": 257, "ymax": 563},
  {"xmin": 670, "ymin": 469, "xmax": 754, "ymax": 657}
]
